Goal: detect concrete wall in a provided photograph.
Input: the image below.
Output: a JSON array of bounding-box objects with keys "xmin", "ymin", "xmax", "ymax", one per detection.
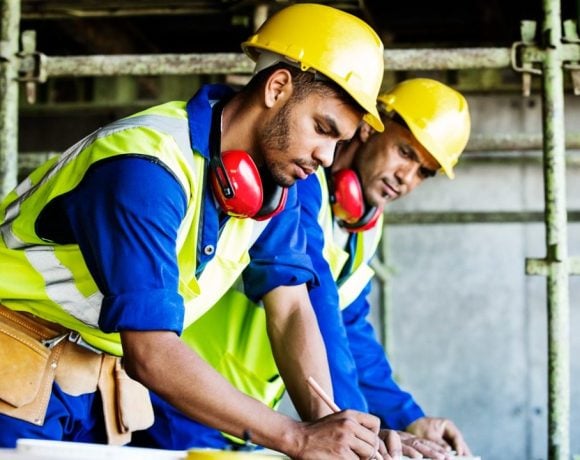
[{"xmin": 376, "ymin": 93, "xmax": 580, "ymax": 459}]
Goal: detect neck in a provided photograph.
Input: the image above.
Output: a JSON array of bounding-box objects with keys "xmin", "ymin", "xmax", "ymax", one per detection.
[{"xmin": 220, "ymin": 93, "xmax": 262, "ymax": 164}]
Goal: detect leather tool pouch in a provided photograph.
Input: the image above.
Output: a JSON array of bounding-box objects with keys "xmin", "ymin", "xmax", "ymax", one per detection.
[
  {"xmin": 114, "ymin": 359, "xmax": 154, "ymax": 433},
  {"xmin": 0, "ymin": 306, "xmax": 65, "ymax": 425},
  {"xmin": 98, "ymin": 355, "xmax": 154, "ymax": 445},
  {"xmin": 0, "ymin": 305, "xmax": 154, "ymax": 443}
]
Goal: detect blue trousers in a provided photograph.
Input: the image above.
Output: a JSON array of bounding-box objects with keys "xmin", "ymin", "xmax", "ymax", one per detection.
[{"xmin": 0, "ymin": 382, "xmax": 107, "ymax": 448}]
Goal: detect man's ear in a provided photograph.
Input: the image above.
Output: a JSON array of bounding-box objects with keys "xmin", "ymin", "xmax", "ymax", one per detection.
[
  {"xmin": 264, "ymin": 68, "xmax": 293, "ymax": 108},
  {"xmin": 358, "ymin": 122, "xmax": 375, "ymax": 142}
]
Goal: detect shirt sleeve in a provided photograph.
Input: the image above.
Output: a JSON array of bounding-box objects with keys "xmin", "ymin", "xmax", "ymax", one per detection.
[
  {"xmin": 56, "ymin": 156, "xmax": 188, "ymax": 334},
  {"xmin": 243, "ymin": 186, "xmax": 318, "ymax": 301},
  {"xmin": 297, "ymin": 174, "xmax": 369, "ymax": 412},
  {"xmin": 342, "ymin": 283, "xmax": 425, "ymax": 430}
]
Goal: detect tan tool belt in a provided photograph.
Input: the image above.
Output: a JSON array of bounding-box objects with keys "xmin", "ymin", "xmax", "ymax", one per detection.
[{"xmin": 0, "ymin": 304, "xmax": 154, "ymax": 445}]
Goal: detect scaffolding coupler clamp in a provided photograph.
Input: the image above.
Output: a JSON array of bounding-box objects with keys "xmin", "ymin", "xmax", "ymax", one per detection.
[
  {"xmin": 510, "ymin": 20, "xmax": 542, "ymax": 97},
  {"xmin": 16, "ymin": 30, "xmax": 47, "ymax": 104},
  {"xmin": 17, "ymin": 50, "xmax": 47, "ymax": 84},
  {"xmin": 562, "ymin": 19, "xmax": 580, "ymax": 95}
]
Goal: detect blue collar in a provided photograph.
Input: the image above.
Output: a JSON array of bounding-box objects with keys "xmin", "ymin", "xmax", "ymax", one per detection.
[
  {"xmin": 185, "ymin": 84, "xmax": 236, "ymax": 159},
  {"xmin": 185, "ymin": 84, "xmax": 236, "ymax": 276}
]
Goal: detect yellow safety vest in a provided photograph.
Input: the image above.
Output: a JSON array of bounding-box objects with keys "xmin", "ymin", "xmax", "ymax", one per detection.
[
  {"xmin": 0, "ymin": 101, "xmax": 268, "ymax": 356},
  {"xmin": 182, "ymin": 168, "xmax": 383, "ymax": 419}
]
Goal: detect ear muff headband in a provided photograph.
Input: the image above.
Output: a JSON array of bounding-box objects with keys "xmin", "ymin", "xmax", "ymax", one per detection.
[
  {"xmin": 209, "ymin": 100, "xmax": 287, "ymax": 219},
  {"xmin": 339, "ymin": 205, "xmax": 382, "ymax": 233},
  {"xmin": 254, "ymin": 167, "xmax": 288, "ymax": 221},
  {"xmin": 330, "ymin": 168, "xmax": 381, "ymax": 232}
]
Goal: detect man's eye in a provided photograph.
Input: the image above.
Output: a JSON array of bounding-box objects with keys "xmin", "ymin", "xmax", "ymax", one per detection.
[
  {"xmin": 315, "ymin": 124, "xmax": 327, "ymax": 135},
  {"xmin": 419, "ymin": 167, "xmax": 436, "ymax": 179},
  {"xmin": 399, "ymin": 146, "xmax": 411, "ymax": 158}
]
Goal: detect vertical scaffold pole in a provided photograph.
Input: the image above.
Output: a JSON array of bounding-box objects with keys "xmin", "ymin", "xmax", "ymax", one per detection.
[
  {"xmin": 541, "ymin": 0, "xmax": 570, "ymax": 458},
  {"xmin": 0, "ymin": 0, "xmax": 19, "ymax": 197}
]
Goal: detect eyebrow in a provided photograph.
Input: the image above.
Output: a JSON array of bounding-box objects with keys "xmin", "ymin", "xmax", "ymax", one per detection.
[
  {"xmin": 320, "ymin": 115, "xmax": 343, "ymax": 139},
  {"xmin": 405, "ymin": 144, "xmax": 438, "ymax": 176}
]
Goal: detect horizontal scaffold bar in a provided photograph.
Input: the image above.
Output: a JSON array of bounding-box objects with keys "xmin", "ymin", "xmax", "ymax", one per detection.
[{"xmin": 18, "ymin": 48, "xmax": 512, "ymax": 78}]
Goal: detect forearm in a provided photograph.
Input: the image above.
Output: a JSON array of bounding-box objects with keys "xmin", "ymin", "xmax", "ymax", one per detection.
[
  {"xmin": 121, "ymin": 330, "xmax": 302, "ymax": 455},
  {"xmin": 263, "ymin": 285, "xmax": 334, "ymax": 421}
]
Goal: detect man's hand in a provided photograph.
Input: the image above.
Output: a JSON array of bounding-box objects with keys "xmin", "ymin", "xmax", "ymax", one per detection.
[
  {"xmin": 395, "ymin": 430, "xmax": 451, "ymax": 459},
  {"xmin": 295, "ymin": 411, "xmax": 400, "ymax": 460},
  {"xmin": 405, "ymin": 416, "xmax": 472, "ymax": 456}
]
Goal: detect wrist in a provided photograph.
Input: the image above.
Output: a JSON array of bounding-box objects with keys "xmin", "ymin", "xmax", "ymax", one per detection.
[{"xmin": 275, "ymin": 418, "xmax": 307, "ymax": 458}]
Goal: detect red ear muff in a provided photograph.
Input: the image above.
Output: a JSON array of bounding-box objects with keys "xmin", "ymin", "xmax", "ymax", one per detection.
[
  {"xmin": 330, "ymin": 168, "xmax": 382, "ymax": 233},
  {"xmin": 331, "ymin": 169, "xmax": 365, "ymax": 224},
  {"xmin": 209, "ymin": 100, "xmax": 287, "ymax": 220},
  {"xmin": 210, "ymin": 150, "xmax": 264, "ymax": 218},
  {"xmin": 253, "ymin": 168, "xmax": 288, "ymax": 221}
]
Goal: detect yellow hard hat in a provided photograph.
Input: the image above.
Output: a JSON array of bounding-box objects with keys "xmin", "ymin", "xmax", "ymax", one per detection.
[
  {"xmin": 378, "ymin": 78, "xmax": 471, "ymax": 179},
  {"xmin": 242, "ymin": 3, "xmax": 385, "ymax": 132}
]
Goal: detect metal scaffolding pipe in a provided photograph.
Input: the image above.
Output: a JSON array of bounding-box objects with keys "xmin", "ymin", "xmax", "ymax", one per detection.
[
  {"xmin": 538, "ymin": 0, "xmax": 570, "ymax": 458},
  {"xmin": 41, "ymin": 53, "xmax": 254, "ymax": 77},
  {"xmin": 383, "ymin": 47, "xmax": 511, "ymax": 70},
  {"xmin": 383, "ymin": 210, "xmax": 580, "ymax": 225},
  {"xmin": 17, "ymin": 47, "xmax": 512, "ymax": 79},
  {"xmin": 467, "ymin": 132, "xmax": 580, "ymax": 151},
  {"xmin": 0, "ymin": 0, "xmax": 20, "ymax": 197}
]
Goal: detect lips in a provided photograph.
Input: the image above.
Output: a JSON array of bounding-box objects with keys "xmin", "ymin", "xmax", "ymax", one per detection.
[
  {"xmin": 382, "ymin": 180, "xmax": 400, "ymax": 199},
  {"xmin": 294, "ymin": 162, "xmax": 317, "ymax": 179}
]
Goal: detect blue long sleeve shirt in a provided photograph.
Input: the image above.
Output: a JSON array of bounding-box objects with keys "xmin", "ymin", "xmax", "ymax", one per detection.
[{"xmin": 297, "ymin": 172, "xmax": 424, "ymax": 430}]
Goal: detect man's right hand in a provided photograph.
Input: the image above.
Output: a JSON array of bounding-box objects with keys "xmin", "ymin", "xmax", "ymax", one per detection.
[{"xmin": 290, "ymin": 410, "xmax": 401, "ymax": 460}]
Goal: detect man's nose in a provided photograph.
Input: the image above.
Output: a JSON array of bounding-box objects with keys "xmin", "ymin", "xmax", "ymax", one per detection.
[
  {"xmin": 397, "ymin": 161, "xmax": 420, "ymax": 186},
  {"xmin": 314, "ymin": 142, "xmax": 336, "ymax": 168}
]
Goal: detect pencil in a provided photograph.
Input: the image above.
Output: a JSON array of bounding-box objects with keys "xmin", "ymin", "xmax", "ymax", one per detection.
[{"xmin": 307, "ymin": 376, "xmax": 341, "ymax": 413}]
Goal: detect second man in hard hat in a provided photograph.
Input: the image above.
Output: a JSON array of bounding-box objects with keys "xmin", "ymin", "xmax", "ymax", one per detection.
[{"xmin": 133, "ymin": 78, "xmax": 473, "ymax": 458}]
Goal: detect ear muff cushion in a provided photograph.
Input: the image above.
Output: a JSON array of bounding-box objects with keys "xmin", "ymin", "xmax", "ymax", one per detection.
[
  {"xmin": 331, "ymin": 169, "xmax": 365, "ymax": 224},
  {"xmin": 210, "ymin": 150, "xmax": 264, "ymax": 218},
  {"xmin": 254, "ymin": 171, "xmax": 288, "ymax": 221}
]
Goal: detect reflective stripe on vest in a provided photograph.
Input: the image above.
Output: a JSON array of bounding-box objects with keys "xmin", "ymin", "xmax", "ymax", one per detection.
[
  {"xmin": 182, "ymin": 217, "xmax": 270, "ymax": 328},
  {"xmin": 334, "ymin": 214, "xmax": 383, "ymax": 309}
]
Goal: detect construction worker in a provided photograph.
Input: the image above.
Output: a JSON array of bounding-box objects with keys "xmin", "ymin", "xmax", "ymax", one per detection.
[
  {"xmin": 135, "ymin": 78, "xmax": 472, "ymax": 459},
  {"xmin": 0, "ymin": 4, "xmax": 401, "ymax": 458}
]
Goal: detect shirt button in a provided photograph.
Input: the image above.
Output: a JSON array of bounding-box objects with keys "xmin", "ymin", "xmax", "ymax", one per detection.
[{"xmin": 203, "ymin": 245, "xmax": 215, "ymax": 255}]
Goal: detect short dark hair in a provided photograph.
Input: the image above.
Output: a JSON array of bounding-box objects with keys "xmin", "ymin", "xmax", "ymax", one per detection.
[{"xmin": 244, "ymin": 62, "xmax": 363, "ymax": 116}]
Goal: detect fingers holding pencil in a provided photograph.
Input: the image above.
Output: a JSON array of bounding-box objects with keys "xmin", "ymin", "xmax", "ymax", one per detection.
[{"xmin": 306, "ymin": 376, "xmax": 401, "ymax": 460}]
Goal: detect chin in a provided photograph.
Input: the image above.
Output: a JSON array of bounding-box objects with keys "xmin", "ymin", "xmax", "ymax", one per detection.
[{"xmin": 274, "ymin": 174, "xmax": 295, "ymax": 188}]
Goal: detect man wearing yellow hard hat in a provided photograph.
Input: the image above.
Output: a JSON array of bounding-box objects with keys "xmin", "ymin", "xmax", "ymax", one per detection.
[
  {"xmin": 134, "ymin": 79, "xmax": 474, "ymax": 458},
  {"xmin": 0, "ymin": 3, "xmax": 403, "ymax": 458}
]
